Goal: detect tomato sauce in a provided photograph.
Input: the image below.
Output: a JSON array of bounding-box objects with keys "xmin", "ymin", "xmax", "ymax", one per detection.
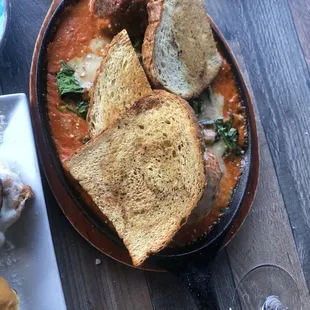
[
  {"xmin": 173, "ymin": 60, "xmax": 246, "ymax": 245},
  {"xmin": 47, "ymin": 74, "xmax": 89, "ymax": 161},
  {"xmin": 47, "ymin": 0, "xmax": 100, "ymax": 161},
  {"xmin": 46, "ymin": 0, "xmax": 246, "ymax": 246},
  {"xmin": 48, "ymin": 1, "xmax": 99, "ymax": 73}
]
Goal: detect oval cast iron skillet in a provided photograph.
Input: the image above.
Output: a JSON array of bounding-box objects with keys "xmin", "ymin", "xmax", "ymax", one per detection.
[{"xmin": 30, "ymin": 0, "xmax": 259, "ymax": 308}]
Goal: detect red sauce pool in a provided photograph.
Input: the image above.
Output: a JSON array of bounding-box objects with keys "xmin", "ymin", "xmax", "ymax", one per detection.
[
  {"xmin": 46, "ymin": 0, "xmax": 246, "ymax": 246},
  {"xmin": 173, "ymin": 59, "xmax": 246, "ymax": 245}
]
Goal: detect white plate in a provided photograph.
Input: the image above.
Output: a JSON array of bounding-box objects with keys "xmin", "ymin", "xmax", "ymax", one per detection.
[{"xmin": 0, "ymin": 94, "xmax": 66, "ymax": 310}]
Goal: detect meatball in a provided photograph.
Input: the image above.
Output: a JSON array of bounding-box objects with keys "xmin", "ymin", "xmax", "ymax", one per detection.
[
  {"xmin": 187, "ymin": 151, "xmax": 222, "ymax": 224},
  {"xmin": 201, "ymin": 128, "xmax": 216, "ymax": 145},
  {"xmin": 92, "ymin": 0, "xmax": 148, "ymax": 38},
  {"xmin": 92, "ymin": 0, "xmax": 133, "ymax": 18}
]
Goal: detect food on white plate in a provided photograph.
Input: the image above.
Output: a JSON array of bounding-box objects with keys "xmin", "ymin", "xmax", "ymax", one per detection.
[
  {"xmin": 87, "ymin": 29, "xmax": 152, "ymax": 138},
  {"xmin": 0, "ymin": 160, "xmax": 33, "ymax": 248},
  {"xmin": 47, "ymin": 0, "xmax": 247, "ymax": 258},
  {"xmin": 142, "ymin": 0, "xmax": 222, "ymax": 99},
  {"xmin": 65, "ymin": 90, "xmax": 206, "ymax": 265},
  {"xmin": 0, "ymin": 277, "xmax": 20, "ymax": 310}
]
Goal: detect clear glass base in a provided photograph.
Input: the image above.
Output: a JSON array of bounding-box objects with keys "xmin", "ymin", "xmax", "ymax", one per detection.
[{"xmin": 232, "ymin": 264, "xmax": 300, "ymax": 310}]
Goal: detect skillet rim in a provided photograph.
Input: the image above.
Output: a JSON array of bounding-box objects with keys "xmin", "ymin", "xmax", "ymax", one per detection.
[{"xmin": 31, "ymin": 0, "xmax": 259, "ymax": 266}]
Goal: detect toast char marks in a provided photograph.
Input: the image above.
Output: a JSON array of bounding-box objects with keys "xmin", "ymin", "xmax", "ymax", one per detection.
[
  {"xmin": 65, "ymin": 90, "xmax": 206, "ymax": 265},
  {"xmin": 87, "ymin": 29, "xmax": 152, "ymax": 138},
  {"xmin": 142, "ymin": 0, "xmax": 222, "ymax": 99}
]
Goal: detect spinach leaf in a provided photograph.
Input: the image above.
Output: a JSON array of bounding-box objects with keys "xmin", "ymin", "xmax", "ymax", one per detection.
[
  {"xmin": 133, "ymin": 38, "xmax": 142, "ymax": 53},
  {"xmin": 225, "ymin": 114, "xmax": 234, "ymax": 130},
  {"xmin": 58, "ymin": 102, "xmax": 89, "ymax": 120},
  {"xmin": 77, "ymin": 101, "xmax": 89, "ymax": 119},
  {"xmin": 132, "ymin": 38, "xmax": 143, "ymax": 64},
  {"xmin": 57, "ymin": 61, "xmax": 83, "ymax": 97},
  {"xmin": 215, "ymin": 114, "xmax": 243, "ymax": 157},
  {"xmin": 190, "ymin": 98, "xmax": 203, "ymax": 114},
  {"xmin": 64, "ymin": 104, "xmax": 77, "ymax": 114},
  {"xmin": 82, "ymin": 136, "xmax": 90, "ymax": 144},
  {"xmin": 56, "ymin": 61, "xmax": 89, "ymax": 119}
]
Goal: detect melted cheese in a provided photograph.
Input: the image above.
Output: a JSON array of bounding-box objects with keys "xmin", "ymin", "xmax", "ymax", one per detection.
[
  {"xmin": 207, "ymin": 140, "xmax": 226, "ymax": 173},
  {"xmin": 67, "ymin": 37, "xmax": 110, "ymax": 89},
  {"xmin": 199, "ymin": 90, "xmax": 224, "ymax": 121},
  {"xmin": 68, "ymin": 54, "xmax": 103, "ymax": 89},
  {"xmin": 199, "ymin": 89, "xmax": 226, "ymax": 174}
]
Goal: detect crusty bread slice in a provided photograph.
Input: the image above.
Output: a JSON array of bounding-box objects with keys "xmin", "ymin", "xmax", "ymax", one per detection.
[
  {"xmin": 87, "ymin": 29, "xmax": 152, "ymax": 138},
  {"xmin": 142, "ymin": 0, "xmax": 222, "ymax": 100},
  {"xmin": 65, "ymin": 90, "xmax": 206, "ymax": 265}
]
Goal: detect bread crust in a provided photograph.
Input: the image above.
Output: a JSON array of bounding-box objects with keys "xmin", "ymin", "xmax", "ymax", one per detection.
[
  {"xmin": 87, "ymin": 30, "xmax": 127, "ymax": 136},
  {"xmin": 87, "ymin": 29, "xmax": 152, "ymax": 138},
  {"xmin": 65, "ymin": 90, "xmax": 206, "ymax": 266},
  {"xmin": 142, "ymin": 0, "xmax": 165, "ymax": 90},
  {"xmin": 122, "ymin": 90, "xmax": 206, "ymax": 265},
  {"xmin": 142, "ymin": 0, "xmax": 222, "ymax": 100}
]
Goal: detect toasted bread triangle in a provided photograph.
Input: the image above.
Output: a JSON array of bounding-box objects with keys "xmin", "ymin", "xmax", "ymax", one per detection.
[
  {"xmin": 87, "ymin": 29, "xmax": 152, "ymax": 138},
  {"xmin": 65, "ymin": 90, "xmax": 205, "ymax": 265}
]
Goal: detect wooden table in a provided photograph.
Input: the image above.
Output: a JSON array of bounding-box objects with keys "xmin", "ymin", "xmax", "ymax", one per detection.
[{"xmin": 1, "ymin": 0, "xmax": 310, "ymax": 309}]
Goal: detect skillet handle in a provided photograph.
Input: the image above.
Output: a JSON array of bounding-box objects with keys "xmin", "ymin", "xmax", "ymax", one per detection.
[{"xmin": 159, "ymin": 255, "xmax": 219, "ymax": 310}]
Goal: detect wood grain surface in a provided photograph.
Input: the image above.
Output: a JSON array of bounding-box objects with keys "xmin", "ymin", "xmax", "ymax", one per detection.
[
  {"xmin": 207, "ymin": 0, "xmax": 310, "ymax": 293},
  {"xmin": 288, "ymin": 0, "xmax": 310, "ymax": 70},
  {"xmin": 224, "ymin": 40, "xmax": 310, "ymax": 308},
  {"xmin": 1, "ymin": 0, "xmax": 310, "ymax": 309}
]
